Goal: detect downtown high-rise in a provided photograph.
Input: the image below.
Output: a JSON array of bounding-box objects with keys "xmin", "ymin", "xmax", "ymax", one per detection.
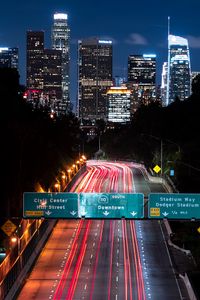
[
  {"xmin": 166, "ymin": 34, "xmax": 191, "ymax": 105},
  {"xmin": 161, "ymin": 62, "xmax": 168, "ymax": 106},
  {"xmin": 78, "ymin": 38, "xmax": 113, "ymax": 121},
  {"xmin": 107, "ymin": 86, "xmax": 131, "ymax": 124},
  {"xmin": 127, "ymin": 54, "xmax": 156, "ymax": 113},
  {"xmin": 0, "ymin": 47, "xmax": 18, "ymax": 69},
  {"xmin": 52, "ymin": 13, "xmax": 71, "ymax": 113},
  {"xmin": 26, "ymin": 31, "xmax": 44, "ymax": 90},
  {"xmin": 26, "ymin": 31, "xmax": 62, "ymax": 113}
]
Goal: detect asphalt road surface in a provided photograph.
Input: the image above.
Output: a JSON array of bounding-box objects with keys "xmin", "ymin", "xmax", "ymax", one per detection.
[{"xmin": 17, "ymin": 160, "xmax": 188, "ymax": 300}]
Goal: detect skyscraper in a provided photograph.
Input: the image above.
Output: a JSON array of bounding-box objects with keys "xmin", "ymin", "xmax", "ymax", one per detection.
[
  {"xmin": 26, "ymin": 31, "xmax": 44, "ymax": 90},
  {"xmin": 0, "ymin": 47, "xmax": 18, "ymax": 69},
  {"xmin": 166, "ymin": 35, "xmax": 191, "ymax": 105},
  {"xmin": 52, "ymin": 13, "xmax": 70, "ymax": 113},
  {"xmin": 127, "ymin": 54, "xmax": 156, "ymax": 113},
  {"xmin": 161, "ymin": 62, "xmax": 168, "ymax": 106},
  {"xmin": 26, "ymin": 31, "xmax": 62, "ymax": 114},
  {"xmin": 43, "ymin": 49, "xmax": 62, "ymax": 112},
  {"xmin": 78, "ymin": 38, "xmax": 113, "ymax": 121},
  {"xmin": 107, "ymin": 86, "xmax": 131, "ymax": 123}
]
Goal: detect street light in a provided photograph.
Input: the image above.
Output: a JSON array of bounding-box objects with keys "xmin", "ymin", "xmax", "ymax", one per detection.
[
  {"xmin": 54, "ymin": 183, "xmax": 60, "ymax": 192},
  {"xmin": 76, "ymin": 161, "xmax": 80, "ymax": 170},
  {"xmin": 10, "ymin": 235, "xmax": 22, "ymax": 268},
  {"xmin": 67, "ymin": 169, "xmax": 72, "ymax": 180},
  {"xmin": 10, "ymin": 236, "xmax": 17, "ymax": 244}
]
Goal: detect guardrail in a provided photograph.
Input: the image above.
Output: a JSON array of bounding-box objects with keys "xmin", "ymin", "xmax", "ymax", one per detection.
[
  {"xmin": 65, "ymin": 163, "xmax": 87, "ymax": 192},
  {"xmin": 0, "ymin": 219, "xmax": 40, "ymax": 284}
]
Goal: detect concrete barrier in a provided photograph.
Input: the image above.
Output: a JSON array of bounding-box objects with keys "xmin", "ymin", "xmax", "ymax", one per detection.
[
  {"xmin": 3, "ymin": 220, "xmax": 56, "ymax": 300},
  {"xmin": 163, "ymin": 218, "xmax": 192, "ymax": 256},
  {"xmin": 179, "ymin": 273, "xmax": 197, "ymax": 300}
]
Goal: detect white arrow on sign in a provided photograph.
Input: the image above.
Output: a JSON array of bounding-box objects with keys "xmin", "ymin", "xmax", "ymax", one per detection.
[
  {"xmin": 162, "ymin": 212, "xmax": 169, "ymax": 217},
  {"xmin": 81, "ymin": 208, "xmax": 87, "ymax": 216},
  {"xmin": 70, "ymin": 211, "xmax": 77, "ymax": 216},
  {"xmin": 45, "ymin": 210, "xmax": 52, "ymax": 216},
  {"xmin": 103, "ymin": 211, "xmax": 110, "ymax": 216},
  {"xmin": 130, "ymin": 211, "xmax": 137, "ymax": 217}
]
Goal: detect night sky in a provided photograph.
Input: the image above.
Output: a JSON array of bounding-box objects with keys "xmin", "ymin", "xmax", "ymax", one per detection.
[{"xmin": 1, "ymin": 0, "xmax": 200, "ymax": 106}]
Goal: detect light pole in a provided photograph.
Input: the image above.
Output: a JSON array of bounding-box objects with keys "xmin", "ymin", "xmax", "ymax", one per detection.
[
  {"xmin": 54, "ymin": 182, "xmax": 60, "ymax": 192},
  {"xmin": 141, "ymin": 133, "xmax": 180, "ymax": 176},
  {"xmin": 141, "ymin": 133, "xmax": 163, "ymax": 175},
  {"xmin": 10, "ymin": 235, "xmax": 21, "ymax": 269}
]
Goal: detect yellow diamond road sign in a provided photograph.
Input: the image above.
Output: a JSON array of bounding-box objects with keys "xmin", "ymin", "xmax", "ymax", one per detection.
[
  {"xmin": 1, "ymin": 220, "xmax": 17, "ymax": 237},
  {"xmin": 153, "ymin": 165, "xmax": 161, "ymax": 174},
  {"xmin": 197, "ymin": 227, "xmax": 200, "ymax": 234}
]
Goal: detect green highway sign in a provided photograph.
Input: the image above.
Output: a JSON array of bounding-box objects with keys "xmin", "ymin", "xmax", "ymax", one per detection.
[
  {"xmin": 79, "ymin": 193, "xmax": 144, "ymax": 219},
  {"xmin": 23, "ymin": 192, "xmax": 144, "ymax": 219},
  {"xmin": 149, "ymin": 193, "xmax": 200, "ymax": 219},
  {"xmin": 23, "ymin": 192, "xmax": 78, "ymax": 218}
]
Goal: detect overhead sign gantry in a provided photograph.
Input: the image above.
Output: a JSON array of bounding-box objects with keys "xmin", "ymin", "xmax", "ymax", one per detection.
[
  {"xmin": 23, "ymin": 192, "xmax": 200, "ymax": 220},
  {"xmin": 23, "ymin": 192, "xmax": 144, "ymax": 219}
]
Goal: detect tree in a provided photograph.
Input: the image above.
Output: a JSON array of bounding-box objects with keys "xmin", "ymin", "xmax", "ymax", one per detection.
[{"xmin": 192, "ymin": 74, "xmax": 200, "ymax": 96}]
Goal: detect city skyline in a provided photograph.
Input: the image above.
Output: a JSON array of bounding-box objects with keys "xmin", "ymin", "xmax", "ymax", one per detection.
[{"xmin": 1, "ymin": 0, "xmax": 200, "ymax": 107}]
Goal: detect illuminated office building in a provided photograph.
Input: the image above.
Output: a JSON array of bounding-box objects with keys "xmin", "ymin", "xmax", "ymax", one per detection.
[
  {"xmin": 26, "ymin": 31, "xmax": 44, "ymax": 90},
  {"xmin": 161, "ymin": 62, "xmax": 168, "ymax": 106},
  {"xmin": 107, "ymin": 86, "xmax": 131, "ymax": 123},
  {"xmin": 166, "ymin": 35, "xmax": 191, "ymax": 105},
  {"xmin": 0, "ymin": 47, "xmax": 18, "ymax": 69},
  {"xmin": 127, "ymin": 54, "xmax": 156, "ymax": 113},
  {"xmin": 43, "ymin": 49, "xmax": 62, "ymax": 112},
  {"xmin": 78, "ymin": 38, "xmax": 113, "ymax": 121},
  {"xmin": 26, "ymin": 31, "xmax": 62, "ymax": 114},
  {"xmin": 52, "ymin": 13, "xmax": 70, "ymax": 113},
  {"xmin": 114, "ymin": 76, "xmax": 126, "ymax": 87}
]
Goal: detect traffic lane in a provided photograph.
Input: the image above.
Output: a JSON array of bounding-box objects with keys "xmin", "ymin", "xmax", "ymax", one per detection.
[
  {"xmin": 17, "ymin": 220, "xmax": 80, "ymax": 300},
  {"xmin": 52, "ymin": 220, "xmax": 93, "ymax": 299},
  {"xmin": 72, "ymin": 164, "xmax": 111, "ymax": 299},
  {"xmin": 131, "ymin": 165, "xmax": 185, "ymax": 299},
  {"xmin": 131, "ymin": 167, "xmax": 166, "ymax": 195},
  {"xmin": 72, "ymin": 220, "xmax": 103, "ymax": 300},
  {"xmin": 114, "ymin": 220, "xmax": 125, "ymax": 300},
  {"xmin": 88, "ymin": 220, "xmax": 111, "ymax": 300},
  {"xmin": 91, "ymin": 220, "xmax": 119, "ymax": 300},
  {"xmin": 126, "ymin": 220, "xmax": 146, "ymax": 300},
  {"xmin": 135, "ymin": 220, "xmax": 183, "ymax": 300}
]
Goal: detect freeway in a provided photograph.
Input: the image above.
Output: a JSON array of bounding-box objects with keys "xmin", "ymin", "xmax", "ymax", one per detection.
[{"xmin": 17, "ymin": 160, "xmax": 188, "ymax": 300}]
